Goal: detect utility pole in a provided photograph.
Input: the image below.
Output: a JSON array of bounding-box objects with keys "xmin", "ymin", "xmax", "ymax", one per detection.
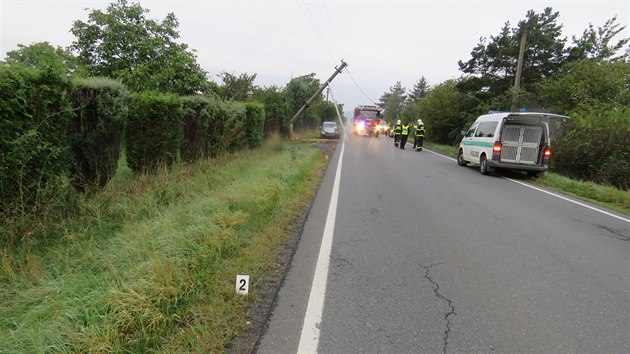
[
  {"xmin": 289, "ymin": 60, "xmax": 348, "ymax": 137},
  {"xmin": 327, "ymin": 88, "xmax": 345, "ymax": 132},
  {"xmin": 511, "ymin": 29, "xmax": 527, "ymax": 112}
]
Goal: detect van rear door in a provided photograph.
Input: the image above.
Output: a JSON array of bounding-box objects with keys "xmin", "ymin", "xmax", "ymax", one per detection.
[{"xmin": 505, "ymin": 113, "xmax": 570, "ymax": 140}]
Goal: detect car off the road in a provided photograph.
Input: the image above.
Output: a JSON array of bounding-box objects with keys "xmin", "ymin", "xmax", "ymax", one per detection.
[{"xmin": 320, "ymin": 121, "xmax": 340, "ymax": 139}]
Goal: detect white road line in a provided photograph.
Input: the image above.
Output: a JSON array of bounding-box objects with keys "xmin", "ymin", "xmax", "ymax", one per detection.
[
  {"xmin": 424, "ymin": 148, "xmax": 630, "ymax": 224},
  {"xmin": 297, "ymin": 139, "xmax": 345, "ymax": 353}
]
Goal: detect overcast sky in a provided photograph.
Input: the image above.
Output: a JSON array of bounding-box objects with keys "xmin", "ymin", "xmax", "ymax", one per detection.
[{"xmin": 2, "ymin": 0, "xmax": 629, "ymax": 114}]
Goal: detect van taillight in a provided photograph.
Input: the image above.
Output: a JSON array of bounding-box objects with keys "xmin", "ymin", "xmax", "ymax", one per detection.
[
  {"xmin": 544, "ymin": 147, "xmax": 552, "ymax": 157},
  {"xmin": 493, "ymin": 143, "xmax": 502, "ymax": 152}
]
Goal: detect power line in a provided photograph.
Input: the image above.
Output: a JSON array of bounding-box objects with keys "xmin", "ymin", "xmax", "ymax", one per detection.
[
  {"xmin": 345, "ymin": 67, "xmax": 377, "ymax": 105},
  {"xmin": 298, "ymin": 0, "xmax": 336, "ymax": 61}
]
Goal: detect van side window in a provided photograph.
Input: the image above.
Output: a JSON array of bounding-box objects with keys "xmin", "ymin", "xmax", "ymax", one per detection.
[
  {"xmin": 465, "ymin": 123, "xmax": 478, "ymax": 138},
  {"xmin": 475, "ymin": 121, "xmax": 498, "ymax": 138}
]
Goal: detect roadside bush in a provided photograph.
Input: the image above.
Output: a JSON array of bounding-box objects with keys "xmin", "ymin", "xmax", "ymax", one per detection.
[
  {"xmin": 0, "ymin": 64, "xmax": 72, "ymax": 215},
  {"xmin": 180, "ymin": 96, "xmax": 216, "ymax": 162},
  {"xmin": 69, "ymin": 77, "xmax": 129, "ymax": 190},
  {"xmin": 125, "ymin": 92, "xmax": 183, "ymax": 172},
  {"xmin": 552, "ymin": 109, "xmax": 630, "ymax": 190},
  {"xmin": 244, "ymin": 102, "xmax": 265, "ymax": 149},
  {"xmin": 215, "ymin": 101, "xmax": 247, "ymax": 154}
]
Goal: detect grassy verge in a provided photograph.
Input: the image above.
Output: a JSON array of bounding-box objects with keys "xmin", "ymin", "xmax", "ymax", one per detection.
[
  {"xmin": 0, "ymin": 136, "xmax": 329, "ymax": 352},
  {"xmin": 426, "ymin": 141, "xmax": 630, "ymax": 215}
]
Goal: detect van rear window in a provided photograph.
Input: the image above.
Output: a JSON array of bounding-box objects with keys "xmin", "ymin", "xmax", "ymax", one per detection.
[{"xmin": 475, "ymin": 121, "xmax": 498, "ymax": 138}]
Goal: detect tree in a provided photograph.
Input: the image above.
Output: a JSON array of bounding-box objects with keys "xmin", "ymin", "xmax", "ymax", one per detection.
[
  {"xmin": 3, "ymin": 42, "xmax": 84, "ymax": 76},
  {"xmin": 418, "ymin": 79, "xmax": 479, "ymax": 144},
  {"xmin": 379, "ymin": 81, "xmax": 407, "ymax": 121},
  {"xmin": 252, "ymin": 85, "xmax": 290, "ymax": 135},
  {"xmin": 285, "ymin": 73, "xmax": 322, "ymax": 129},
  {"xmin": 566, "ymin": 16, "xmax": 630, "ymax": 62},
  {"xmin": 538, "ymin": 59, "xmax": 630, "ymax": 114},
  {"xmin": 219, "ymin": 71, "xmax": 257, "ymax": 101},
  {"xmin": 70, "ymin": 0, "xmax": 208, "ymax": 95},
  {"xmin": 407, "ymin": 76, "xmax": 430, "ymax": 103},
  {"xmin": 458, "ymin": 8, "xmax": 566, "ymax": 99}
]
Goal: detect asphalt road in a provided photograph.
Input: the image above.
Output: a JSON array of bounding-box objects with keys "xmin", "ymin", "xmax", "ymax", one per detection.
[{"xmin": 257, "ymin": 133, "xmax": 630, "ymax": 353}]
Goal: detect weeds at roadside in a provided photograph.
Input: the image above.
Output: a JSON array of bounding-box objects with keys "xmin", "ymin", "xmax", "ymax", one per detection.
[{"xmin": 0, "ymin": 136, "xmax": 329, "ymax": 352}]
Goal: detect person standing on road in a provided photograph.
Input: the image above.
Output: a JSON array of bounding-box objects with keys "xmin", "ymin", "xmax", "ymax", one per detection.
[
  {"xmin": 413, "ymin": 119, "xmax": 425, "ymax": 151},
  {"xmin": 400, "ymin": 121, "xmax": 410, "ymax": 149},
  {"xmin": 393, "ymin": 119, "xmax": 402, "ymax": 147}
]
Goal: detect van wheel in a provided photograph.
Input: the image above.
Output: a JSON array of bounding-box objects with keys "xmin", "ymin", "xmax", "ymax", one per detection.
[
  {"xmin": 457, "ymin": 149, "xmax": 468, "ymax": 166},
  {"xmin": 480, "ymin": 155, "xmax": 490, "ymax": 175},
  {"xmin": 527, "ymin": 171, "xmax": 544, "ymax": 178}
]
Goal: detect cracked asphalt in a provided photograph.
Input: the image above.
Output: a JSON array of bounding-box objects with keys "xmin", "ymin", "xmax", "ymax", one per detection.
[{"xmin": 256, "ymin": 135, "xmax": 630, "ymax": 353}]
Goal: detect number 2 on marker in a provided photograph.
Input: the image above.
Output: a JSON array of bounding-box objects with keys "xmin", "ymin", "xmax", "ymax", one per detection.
[{"xmin": 236, "ymin": 275, "xmax": 249, "ymax": 295}]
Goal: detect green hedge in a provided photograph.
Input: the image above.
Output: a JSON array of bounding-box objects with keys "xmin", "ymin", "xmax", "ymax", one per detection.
[
  {"xmin": 208, "ymin": 101, "xmax": 247, "ymax": 155},
  {"xmin": 181, "ymin": 96, "xmax": 215, "ymax": 162},
  {"xmin": 125, "ymin": 91, "xmax": 183, "ymax": 172},
  {"xmin": 553, "ymin": 110, "xmax": 630, "ymax": 190},
  {"xmin": 69, "ymin": 78, "xmax": 129, "ymax": 189},
  {"xmin": 0, "ymin": 64, "xmax": 72, "ymax": 214},
  {"xmin": 244, "ymin": 102, "xmax": 265, "ymax": 148}
]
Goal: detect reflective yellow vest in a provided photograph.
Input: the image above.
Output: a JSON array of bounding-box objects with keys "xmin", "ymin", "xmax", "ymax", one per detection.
[
  {"xmin": 401, "ymin": 124, "xmax": 409, "ymax": 135},
  {"xmin": 394, "ymin": 125, "xmax": 402, "ymax": 134}
]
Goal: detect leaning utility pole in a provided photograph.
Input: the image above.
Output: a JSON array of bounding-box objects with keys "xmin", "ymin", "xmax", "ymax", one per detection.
[
  {"xmin": 289, "ymin": 60, "xmax": 348, "ymax": 137},
  {"xmin": 327, "ymin": 87, "xmax": 345, "ymax": 132},
  {"xmin": 511, "ymin": 29, "xmax": 527, "ymax": 112}
]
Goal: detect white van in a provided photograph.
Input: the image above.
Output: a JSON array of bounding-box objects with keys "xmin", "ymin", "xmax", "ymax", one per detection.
[{"xmin": 457, "ymin": 112, "xmax": 569, "ymax": 176}]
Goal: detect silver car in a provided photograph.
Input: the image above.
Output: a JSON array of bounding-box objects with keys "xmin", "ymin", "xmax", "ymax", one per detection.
[{"xmin": 320, "ymin": 121, "xmax": 339, "ymax": 138}]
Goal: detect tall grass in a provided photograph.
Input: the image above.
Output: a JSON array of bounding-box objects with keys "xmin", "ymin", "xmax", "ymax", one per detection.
[{"xmin": 0, "ymin": 135, "xmax": 328, "ymax": 352}]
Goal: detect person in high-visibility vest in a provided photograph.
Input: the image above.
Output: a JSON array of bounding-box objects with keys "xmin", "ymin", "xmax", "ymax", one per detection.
[
  {"xmin": 400, "ymin": 121, "xmax": 410, "ymax": 149},
  {"xmin": 414, "ymin": 119, "xmax": 425, "ymax": 151},
  {"xmin": 393, "ymin": 119, "xmax": 402, "ymax": 147}
]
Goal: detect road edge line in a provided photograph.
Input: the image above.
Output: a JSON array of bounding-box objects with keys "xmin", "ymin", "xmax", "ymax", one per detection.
[
  {"xmin": 423, "ymin": 148, "xmax": 630, "ymax": 224},
  {"xmin": 297, "ymin": 138, "xmax": 345, "ymax": 352}
]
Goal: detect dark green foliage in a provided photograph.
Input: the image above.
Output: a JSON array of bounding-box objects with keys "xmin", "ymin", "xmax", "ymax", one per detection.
[
  {"xmin": 180, "ymin": 96, "xmax": 215, "ymax": 162},
  {"xmin": 285, "ymin": 73, "xmax": 322, "ymax": 129},
  {"xmin": 538, "ymin": 59, "xmax": 630, "ymax": 114},
  {"xmin": 69, "ymin": 78, "xmax": 129, "ymax": 190},
  {"xmin": 253, "ymin": 85, "xmax": 290, "ymax": 136},
  {"xmin": 220, "ymin": 71, "xmax": 257, "ymax": 101},
  {"xmin": 70, "ymin": 0, "xmax": 209, "ymax": 95},
  {"xmin": 379, "ymin": 81, "xmax": 407, "ymax": 121},
  {"xmin": 206, "ymin": 100, "xmax": 247, "ymax": 156},
  {"xmin": 222, "ymin": 101, "xmax": 247, "ymax": 153},
  {"xmin": 3, "ymin": 42, "xmax": 85, "ymax": 77},
  {"xmin": 418, "ymin": 80, "xmax": 480, "ymax": 145},
  {"xmin": 125, "ymin": 91, "xmax": 182, "ymax": 172},
  {"xmin": 244, "ymin": 102, "xmax": 265, "ymax": 149},
  {"xmin": 0, "ymin": 64, "xmax": 72, "ymax": 215},
  {"xmin": 458, "ymin": 8, "xmax": 566, "ymax": 100},
  {"xmin": 552, "ymin": 110, "xmax": 630, "ymax": 190},
  {"xmin": 566, "ymin": 16, "xmax": 630, "ymax": 62}
]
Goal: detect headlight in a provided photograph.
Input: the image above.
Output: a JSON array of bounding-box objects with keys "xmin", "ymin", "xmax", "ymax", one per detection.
[{"xmin": 357, "ymin": 121, "xmax": 365, "ymax": 130}]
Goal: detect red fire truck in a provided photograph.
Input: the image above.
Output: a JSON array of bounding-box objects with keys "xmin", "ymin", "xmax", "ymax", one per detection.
[{"xmin": 352, "ymin": 105, "xmax": 382, "ymax": 136}]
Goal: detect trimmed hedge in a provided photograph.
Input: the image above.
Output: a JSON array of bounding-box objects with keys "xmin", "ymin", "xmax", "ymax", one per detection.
[
  {"xmin": 126, "ymin": 91, "xmax": 183, "ymax": 172},
  {"xmin": 208, "ymin": 101, "xmax": 246, "ymax": 155},
  {"xmin": 553, "ymin": 109, "xmax": 630, "ymax": 190},
  {"xmin": 245, "ymin": 102, "xmax": 265, "ymax": 149},
  {"xmin": 181, "ymin": 96, "xmax": 215, "ymax": 162},
  {"xmin": 69, "ymin": 77, "xmax": 129, "ymax": 190},
  {"xmin": 0, "ymin": 64, "xmax": 72, "ymax": 214}
]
